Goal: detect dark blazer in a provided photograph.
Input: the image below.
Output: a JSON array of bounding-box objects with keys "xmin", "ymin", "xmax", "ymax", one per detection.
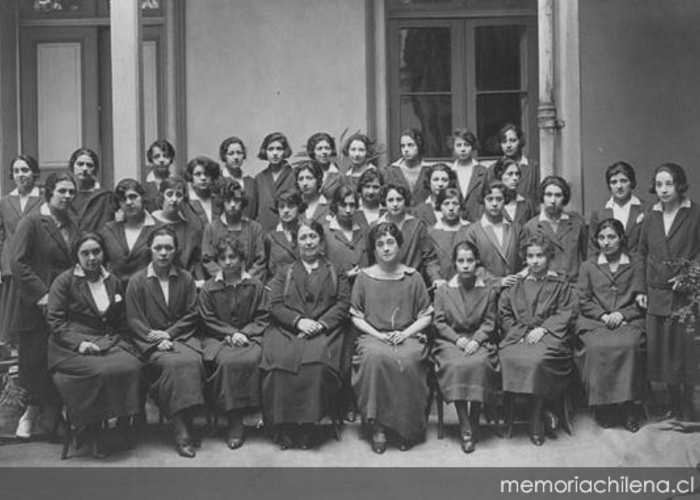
[
  {"xmin": 588, "ymin": 199, "xmax": 646, "ymax": 256},
  {"xmin": 101, "ymin": 216, "xmax": 164, "ymax": 284},
  {"xmin": 201, "ymin": 216, "xmax": 266, "ymax": 282},
  {"xmin": 454, "ymin": 163, "xmax": 489, "ymax": 223},
  {"xmin": 465, "ymin": 219, "xmax": 523, "ymax": 278},
  {"xmin": 72, "ymin": 188, "xmax": 116, "ymax": 233},
  {"xmin": 382, "ymin": 163, "xmax": 432, "ymax": 206},
  {"xmin": 182, "ymin": 190, "xmax": 223, "ymax": 231},
  {"xmin": 264, "ymin": 230, "xmax": 298, "ymax": 283},
  {"xmin": 252, "ymin": 163, "xmax": 297, "ymax": 233},
  {"xmin": 0, "ymin": 189, "xmax": 43, "ymax": 276}
]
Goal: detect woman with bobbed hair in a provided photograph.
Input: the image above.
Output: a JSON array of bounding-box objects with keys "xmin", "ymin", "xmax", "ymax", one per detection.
[
  {"xmin": 351, "ymin": 222, "xmax": 434, "ymax": 453},
  {"xmin": 47, "ymin": 232, "xmax": 144, "ymax": 458},
  {"xmin": 11, "ymin": 171, "xmax": 80, "ymax": 439},
  {"xmin": 261, "ymin": 219, "xmax": 350, "ymax": 450},
  {"xmin": 637, "ymin": 162, "xmax": 700, "ymax": 421},
  {"xmin": 427, "ymin": 187, "xmax": 470, "ymax": 280},
  {"xmin": 413, "ymin": 163, "xmax": 456, "ymax": 227},
  {"xmin": 523, "ymin": 175, "xmax": 587, "ymax": 283},
  {"xmin": 447, "ymin": 128, "xmax": 488, "ymax": 223},
  {"xmin": 296, "ymin": 161, "xmax": 330, "ymax": 224},
  {"xmin": 490, "ymin": 157, "xmax": 537, "ymax": 225},
  {"xmin": 218, "ymin": 136, "xmax": 254, "ymax": 219},
  {"xmin": 384, "ymin": 128, "xmax": 432, "ymax": 206},
  {"xmin": 324, "ymin": 184, "xmax": 368, "ymax": 281},
  {"xmin": 343, "ymin": 132, "xmax": 378, "ymax": 190},
  {"xmin": 182, "ymin": 155, "xmax": 222, "ymax": 229},
  {"xmin": 306, "ymin": 132, "xmax": 345, "ymax": 200},
  {"xmin": 576, "ymin": 218, "xmax": 645, "ymax": 432},
  {"xmin": 101, "ymin": 178, "xmax": 162, "ymax": 286},
  {"xmin": 143, "ymin": 139, "xmax": 176, "ymax": 212},
  {"xmin": 69, "ymin": 147, "xmax": 116, "ymax": 232},
  {"xmin": 264, "ymin": 189, "xmax": 306, "ymax": 283},
  {"xmin": 496, "ymin": 123, "xmax": 540, "ymax": 202},
  {"xmin": 587, "ymin": 161, "xmax": 645, "ymax": 256},
  {"xmin": 353, "ymin": 168, "xmax": 385, "ymax": 229},
  {"xmin": 253, "ymin": 132, "xmax": 297, "ymax": 233},
  {"xmin": 0, "ymin": 155, "xmax": 43, "ymax": 357}
]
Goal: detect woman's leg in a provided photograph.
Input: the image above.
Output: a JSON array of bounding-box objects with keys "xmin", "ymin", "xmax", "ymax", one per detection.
[
  {"xmin": 530, "ymin": 396, "xmax": 545, "ymax": 446},
  {"xmin": 226, "ymin": 409, "xmax": 245, "ymax": 450}
]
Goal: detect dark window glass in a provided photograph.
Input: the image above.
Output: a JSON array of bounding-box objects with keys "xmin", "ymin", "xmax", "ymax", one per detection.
[
  {"xmin": 475, "ymin": 25, "xmax": 523, "ymax": 91},
  {"xmin": 400, "ymin": 95, "xmax": 452, "ymax": 158},
  {"xmin": 399, "ymin": 28, "xmax": 451, "ymax": 93},
  {"xmin": 476, "ymin": 93, "xmax": 523, "ymax": 156}
]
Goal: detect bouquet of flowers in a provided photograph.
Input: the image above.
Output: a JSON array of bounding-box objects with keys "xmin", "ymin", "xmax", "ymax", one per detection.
[{"xmin": 667, "ymin": 258, "xmax": 700, "ymax": 324}]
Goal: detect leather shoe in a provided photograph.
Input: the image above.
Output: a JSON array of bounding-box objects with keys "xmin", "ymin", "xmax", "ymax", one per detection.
[
  {"xmin": 530, "ymin": 416, "xmax": 545, "ymax": 446},
  {"xmin": 176, "ymin": 439, "xmax": 196, "ymax": 458},
  {"xmin": 623, "ymin": 414, "xmax": 640, "ymax": 433},
  {"xmin": 543, "ymin": 410, "xmax": 559, "ymax": 432},
  {"xmin": 226, "ymin": 427, "xmax": 245, "ymax": 450},
  {"xmin": 345, "ymin": 409, "xmax": 357, "ymax": 423},
  {"xmin": 460, "ymin": 432, "xmax": 476, "ymax": 454},
  {"xmin": 529, "ymin": 432, "xmax": 545, "ymax": 446},
  {"xmin": 279, "ymin": 433, "xmax": 294, "ymax": 451},
  {"xmin": 371, "ymin": 430, "xmax": 387, "ymax": 454},
  {"xmin": 398, "ymin": 438, "xmax": 413, "ymax": 452}
]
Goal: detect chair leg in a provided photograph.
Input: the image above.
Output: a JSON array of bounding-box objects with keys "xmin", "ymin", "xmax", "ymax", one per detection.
[{"xmin": 437, "ymin": 389, "xmax": 444, "ymax": 440}]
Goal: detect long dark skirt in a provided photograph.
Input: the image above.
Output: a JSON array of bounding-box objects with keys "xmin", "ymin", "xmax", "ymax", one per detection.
[
  {"xmin": 432, "ymin": 338, "xmax": 500, "ymax": 404},
  {"xmin": 500, "ymin": 342, "xmax": 571, "ymax": 399},
  {"xmin": 352, "ymin": 336, "xmax": 429, "ymax": 443},
  {"xmin": 17, "ymin": 311, "xmax": 57, "ymax": 405},
  {"xmin": 575, "ymin": 324, "xmax": 645, "ymax": 405},
  {"xmin": 146, "ymin": 344, "xmax": 205, "ymax": 418},
  {"xmin": 203, "ymin": 338, "xmax": 261, "ymax": 413},
  {"xmin": 52, "ymin": 348, "xmax": 144, "ymax": 427},
  {"xmin": 0, "ymin": 277, "xmax": 20, "ymax": 347},
  {"xmin": 262, "ymin": 363, "xmax": 341, "ymax": 424},
  {"xmin": 647, "ymin": 314, "xmax": 700, "ymax": 385}
]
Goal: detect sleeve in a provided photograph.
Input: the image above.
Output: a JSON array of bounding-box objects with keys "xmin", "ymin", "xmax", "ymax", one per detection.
[
  {"xmin": 0, "ymin": 208, "xmax": 6, "ymax": 268},
  {"xmin": 635, "ymin": 215, "xmax": 649, "ymax": 294},
  {"xmin": 10, "ymin": 216, "xmax": 48, "ymax": 304},
  {"xmin": 619, "ymin": 259, "xmax": 645, "ymax": 321},
  {"xmin": 432, "ymin": 288, "xmax": 460, "ymax": 343},
  {"xmin": 47, "ymin": 272, "xmax": 83, "ymax": 351},
  {"xmin": 317, "ymin": 269, "xmax": 351, "ymax": 333},
  {"xmin": 540, "ymin": 281, "xmax": 577, "ymax": 339},
  {"xmin": 197, "ymin": 285, "xmax": 235, "ymax": 340},
  {"xmin": 578, "ymin": 215, "xmax": 588, "ymax": 262},
  {"xmin": 165, "ymin": 274, "xmax": 200, "ymax": 341},
  {"xmin": 240, "ymin": 284, "xmax": 269, "ymax": 338},
  {"xmin": 418, "ymin": 222, "xmax": 443, "ymax": 284},
  {"xmin": 588, "ymin": 210, "xmax": 600, "ymax": 259},
  {"xmin": 349, "ymin": 272, "xmax": 366, "ymax": 319},
  {"xmin": 576, "ymin": 262, "xmax": 607, "ymax": 321},
  {"xmin": 498, "ymin": 284, "xmax": 528, "ymax": 344},
  {"xmin": 412, "ymin": 273, "xmax": 433, "ymax": 318},
  {"xmin": 125, "ymin": 273, "xmax": 158, "ymax": 354},
  {"xmin": 249, "ymin": 223, "xmax": 267, "ymax": 282},
  {"xmin": 472, "ymin": 289, "xmax": 497, "ymax": 345},
  {"xmin": 268, "ymin": 267, "xmax": 303, "ymax": 331}
]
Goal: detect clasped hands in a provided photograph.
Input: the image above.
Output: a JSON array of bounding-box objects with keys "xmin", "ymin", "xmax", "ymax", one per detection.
[
  {"xmin": 226, "ymin": 332, "xmax": 250, "ymax": 347},
  {"xmin": 600, "ymin": 311, "xmax": 625, "ymax": 329},
  {"xmin": 296, "ymin": 318, "xmax": 324, "ymax": 339},
  {"xmin": 455, "ymin": 337, "xmax": 480, "ymax": 355},
  {"xmin": 148, "ymin": 330, "xmax": 173, "ymax": 351},
  {"xmin": 78, "ymin": 341, "xmax": 102, "ymax": 355}
]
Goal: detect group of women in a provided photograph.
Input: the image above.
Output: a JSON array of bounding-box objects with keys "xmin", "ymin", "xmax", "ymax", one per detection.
[{"xmin": 0, "ymin": 123, "xmax": 698, "ymax": 460}]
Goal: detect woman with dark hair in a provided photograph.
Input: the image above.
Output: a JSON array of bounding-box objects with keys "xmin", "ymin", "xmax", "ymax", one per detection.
[
  {"xmin": 253, "ymin": 132, "xmax": 297, "ymax": 233},
  {"xmin": 637, "ymin": 162, "xmax": 700, "ymax": 421},
  {"xmin": 218, "ymin": 137, "xmax": 255, "ymax": 219},
  {"xmin": 353, "ymin": 168, "xmax": 385, "ymax": 229},
  {"xmin": 264, "ymin": 190, "xmax": 306, "ymax": 283},
  {"xmin": 384, "ymin": 128, "xmax": 432, "ymax": 205},
  {"xmin": 447, "ymin": 129, "xmax": 487, "ymax": 223},
  {"xmin": 69, "ymin": 148, "xmax": 115, "ymax": 232},
  {"xmin": 413, "ymin": 163, "xmax": 456, "ymax": 227},
  {"xmin": 497, "ymin": 123, "xmax": 540, "ymax": 202},
  {"xmin": 182, "ymin": 155, "xmax": 222, "ymax": 229},
  {"xmin": 432, "ymin": 241, "xmax": 500, "ymax": 453},
  {"xmin": 144, "ymin": 139, "xmax": 176, "ymax": 212},
  {"xmin": 343, "ymin": 133, "xmax": 378, "ymax": 190},
  {"xmin": 198, "ymin": 238, "xmax": 268, "ymax": 450},
  {"xmin": 306, "ymin": 132, "xmax": 345, "ymax": 200},
  {"xmin": 351, "ymin": 222, "xmax": 433, "ymax": 453},
  {"xmin": 498, "ymin": 235, "xmax": 576, "ymax": 446},
  {"xmin": 261, "ymin": 219, "xmax": 350, "ymax": 449},
  {"xmin": 0, "ymin": 155, "xmax": 42, "ymax": 357},
  {"xmin": 125, "ymin": 226, "xmax": 205, "ymax": 458},
  {"xmin": 427, "ymin": 187, "xmax": 470, "ymax": 280},
  {"xmin": 101, "ymin": 178, "xmax": 162, "ymax": 286},
  {"xmin": 324, "ymin": 185, "xmax": 368, "ymax": 281},
  {"xmin": 491, "ymin": 157, "xmax": 537, "ymax": 225},
  {"xmin": 576, "ymin": 218, "xmax": 645, "ymax": 432},
  {"xmin": 201, "ymin": 179, "xmax": 265, "ymax": 282},
  {"xmin": 523, "ymin": 176, "xmax": 587, "ymax": 283},
  {"xmin": 296, "ymin": 161, "xmax": 330, "ymax": 223},
  {"xmin": 11, "ymin": 172, "xmax": 79, "ymax": 438},
  {"xmin": 588, "ymin": 161, "xmax": 645, "ymax": 256},
  {"xmin": 47, "ymin": 232, "xmax": 144, "ymax": 458}
]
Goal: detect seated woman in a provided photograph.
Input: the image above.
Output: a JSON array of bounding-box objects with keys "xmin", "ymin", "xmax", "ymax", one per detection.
[
  {"xmin": 201, "ymin": 179, "xmax": 265, "ymax": 282},
  {"xmin": 101, "ymin": 179, "xmax": 162, "ymax": 286},
  {"xmin": 491, "ymin": 158, "xmax": 537, "ymax": 225},
  {"xmin": 576, "ymin": 218, "xmax": 645, "ymax": 432},
  {"xmin": 432, "ymin": 241, "xmax": 500, "ymax": 454},
  {"xmin": 260, "ymin": 220, "xmax": 350, "ymax": 450},
  {"xmin": 125, "ymin": 227, "xmax": 205, "ymax": 458},
  {"xmin": 498, "ymin": 235, "xmax": 576, "ymax": 446},
  {"xmin": 427, "ymin": 187, "xmax": 470, "ymax": 280},
  {"xmin": 351, "ymin": 222, "xmax": 434, "ymax": 453},
  {"xmin": 198, "ymin": 238, "xmax": 268, "ymax": 450},
  {"xmin": 264, "ymin": 190, "xmax": 305, "ymax": 283},
  {"xmin": 296, "ymin": 161, "xmax": 330, "ymax": 224},
  {"xmin": 47, "ymin": 232, "xmax": 143, "ymax": 458},
  {"xmin": 413, "ymin": 163, "xmax": 456, "ymax": 227}
]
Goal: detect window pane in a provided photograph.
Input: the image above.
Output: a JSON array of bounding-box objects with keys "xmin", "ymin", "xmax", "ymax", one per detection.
[
  {"xmin": 400, "ymin": 95, "xmax": 452, "ymax": 157},
  {"xmin": 389, "ymin": 0, "xmax": 536, "ymax": 10},
  {"xmin": 399, "ymin": 28, "xmax": 451, "ymax": 93},
  {"xmin": 476, "ymin": 93, "xmax": 522, "ymax": 156},
  {"xmin": 475, "ymin": 25, "xmax": 524, "ymax": 91}
]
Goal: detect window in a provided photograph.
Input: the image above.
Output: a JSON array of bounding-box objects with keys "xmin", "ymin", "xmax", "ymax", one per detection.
[{"xmin": 388, "ymin": 2, "xmax": 537, "ymax": 161}]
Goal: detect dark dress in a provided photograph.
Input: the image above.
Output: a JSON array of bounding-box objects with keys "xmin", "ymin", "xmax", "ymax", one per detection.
[
  {"xmin": 201, "ymin": 216, "xmax": 266, "ymax": 282},
  {"xmin": 412, "ymin": 199, "xmax": 439, "ymax": 227},
  {"xmin": 11, "ymin": 206, "xmax": 79, "ymax": 405},
  {"xmin": 125, "ymin": 265, "xmax": 205, "ymax": 418},
  {"xmin": 47, "ymin": 268, "xmax": 143, "ymax": 427},
  {"xmin": 465, "ymin": 218, "xmax": 523, "ymax": 280},
  {"xmin": 587, "ymin": 197, "xmax": 645, "ymax": 256},
  {"xmin": 182, "ymin": 190, "xmax": 223, "ymax": 231},
  {"xmin": 351, "ymin": 267, "xmax": 433, "ymax": 443},
  {"xmin": 428, "ymin": 223, "xmax": 471, "ymax": 281},
  {"xmin": 575, "ymin": 255, "xmax": 645, "ymax": 405},
  {"xmin": 72, "ymin": 187, "xmax": 115, "ymax": 233},
  {"xmin": 322, "ymin": 217, "xmax": 369, "ymax": 278},
  {"xmin": 216, "ymin": 172, "xmax": 256, "ymax": 220},
  {"xmin": 382, "ymin": 162, "xmax": 431, "ymax": 206},
  {"xmin": 319, "ymin": 166, "xmax": 346, "ymax": 201},
  {"xmin": 154, "ymin": 213, "xmax": 204, "ymax": 279},
  {"xmin": 503, "ymin": 195, "xmax": 537, "ymax": 226},
  {"xmin": 198, "ymin": 274, "xmax": 268, "ymax": 413},
  {"xmin": 638, "ymin": 200, "xmax": 700, "ymax": 384},
  {"xmin": 453, "ymin": 163, "xmax": 488, "ymax": 223},
  {"xmin": 498, "ymin": 271, "xmax": 576, "ymax": 399},
  {"xmin": 523, "ymin": 212, "xmax": 587, "ymax": 282},
  {"xmin": 260, "ymin": 259, "xmax": 350, "ymax": 425},
  {"xmin": 252, "ymin": 163, "xmax": 297, "ymax": 234},
  {"xmin": 432, "ymin": 277, "xmax": 500, "ymax": 404},
  {"xmin": 264, "ymin": 229, "xmax": 297, "ymax": 284}
]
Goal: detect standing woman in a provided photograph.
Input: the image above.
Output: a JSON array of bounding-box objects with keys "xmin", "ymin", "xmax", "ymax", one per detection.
[
  {"xmin": 125, "ymin": 227, "xmax": 206, "ymax": 458},
  {"xmin": 638, "ymin": 163, "xmax": 700, "ymax": 420},
  {"xmin": 253, "ymin": 132, "xmax": 297, "ymax": 234},
  {"xmin": 323, "ymin": 185, "xmax": 368, "ymax": 281},
  {"xmin": 296, "ymin": 161, "xmax": 330, "ymax": 224},
  {"xmin": 523, "ymin": 176, "xmax": 587, "ymax": 283},
  {"xmin": 432, "ymin": 241, "xmax": 500, "ymax": 453},
  {"xmin": 183, "ymin": 155, "xmax": 222, "ymax": 230},
  {"xmin": 588, "ymin": 161, "xmax": 645, "ymax": 256},
  {"xmin": 47, "ymin": 233, "xmax": 143, "ymax": 458},
  {"xmin": 384, "ymin": 128, "xmax": 432, "ymax": 205},
  {"xmin": 264, "ymin": 190, "xmax": 305, "ymax": 283},
  {"xmin": 101, "ymin": 179, "xmax": 162, "ymax": 286},
  {"xmin": 448, "ymin": 129, "xmax": 487, "ymax": 223},
  {"xmin": 218, "ymin": 136, "xmax": 255, "ymax": 220},
  {"xmin": 343, "ymin": 133, "xmax": 378, "ymax": 190},
  {"xmin": 260, "ymin": 220, "xmax": 350, "ymax": 449},
  {"xmin": 491, "ymin": 158, "xmax": 537, "ymax": 225},
  {"xmin": 143, "ymin": 139, "xmax": 176, "ymax": 213},
  {"xmin": 11, "ymin": 172, "xmax": 79, "ymax": 438},
  {"xmin": 428, "ymin": 187, "xmax": 470, "ymax": 280},
  {"xmin": 351, "ymin": 222, "xmax": 434, "ymax": 453},
  {"xmin": 0, "ymin": 155, "xmax": 43, "ymax": 357},
  {"xmin": 69, "ymin": 148, "xmax": 115, "ymax": 232},
  {"xmin": 306, "ymin": 132, "xmax": 344, "ymax": 200},
  {"xmin": 497, "ymin": 123, "xmax": 540, "ymax": 202},
  {"xmin": 198, "ymin": 239, "xmax": 268, "ymax": 450},
  {"xmin": 498, "ymin": 235, "xmax": 576, "ymax": 446},
  {"xmin": 576, "ymin": 219, "xmax": 645, "ymax": 432},
  {"xmin": 353, "ymin": 168, "xmax": 385, "ymax": 229},
  {"xmin": 413, "ymin": 163, "xmax": 456, "ymax": 227}
]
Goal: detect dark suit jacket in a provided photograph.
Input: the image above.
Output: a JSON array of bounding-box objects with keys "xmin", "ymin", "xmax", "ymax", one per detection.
[{"xmin": 0, "ymin": 190, "xmax": 43, "ymax": 276}]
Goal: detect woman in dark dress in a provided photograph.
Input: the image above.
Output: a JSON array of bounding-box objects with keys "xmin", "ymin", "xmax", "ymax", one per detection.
[
  {"xmin": 143, "ymin": 139, "xmax": 176, "ymax": 213},
  {"xmin": 384, "ymin": 128, "xmax": 432, "ymax": 206},
  {"xmin": 343, "ymin": 133, "xmax": 378, "ymax": 191},
  {"xmin": 413, "ymin": 163, "xmax": 456, "ymax": 227},
  {"xmin": 491, "ymin": 158, "xmax": 537, "ymax": 225},
  {"xmin": 448, "ymin": 129, "xmax": 488, "ymax": 223},
  {"xmin": 47, "ymin": 233, "xmax": 143, "ymax": 458},
  {"xmin": 296, "ymin": 161, "xmax": 330, "ymax": 224},
  {"xmin": 353, "ymin": 168, "xmax": 385, "ymax": 229},
  {"xmin": 498, "ymin": 235, "xmax": 576, "ymax": 446},
  {"xmin": 496, "ymin": 123, "xmax": 540, "ymax": 202},
  {"xmin": 125, "ymin": 227, "xmax": 205, "ymax": 458},
  {"xmin": 11, "ymin": 172, "xmax": 80, "ymax": 439},
  {"xmin": 427, "ymin": 187, "xmax": 470, "ymax": 281},
  {"xmin": 264, "ymin": 190, "xmax": 305, "ymax": 283},
  {"xmin": 576, "ymin": 218, "xmax": 645, "ymax": 432},
  {"xmin": 218, "ymin": 136, "xmax": 255, "ymax": 220},
  {"xmin": 351, "ymin": 222, "xmax": 434, "ymax": 453},
  {"xmin": 198, "ymin": 238, "xmax": 268, "ymax": 450},
  {"xmin": 433, "ymin": 241, "xmax": 500, "ymax": 453},
  {"xmin": 182, "ymin": 155, "xmax": 222, "ymax": 230},
  {"xmin": 306, "ymin": 132, "xmax": 344, "ymax": 200},
  {"xmin": 260, "ymin": 220, "xmax": 350, "ymax": 450},
  {"xmin": 69, "ymin": 148, "xmax": 115, "ymax": 233}
]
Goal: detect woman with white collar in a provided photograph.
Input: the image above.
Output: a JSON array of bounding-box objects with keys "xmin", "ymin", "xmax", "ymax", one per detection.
[
  {"xmin": 182, "ymin": 155, "xmax": 222, "ymax": 231},
  {"xmin": 296, "ymin": 161, "xmax": 330, "ymax": 224},
  {"xmin": 432, "ymin": 241, "xmax": 500, "ymax": 454},
  {"xmin": 490, "ymin": 157, "xmax": 537, "ymax": 225},
  {"xmin": 384, "ymin": 128, "xmax": 432, "ymax": 206},
  {"xmin": 47, "ymin": 232, "xmax": 143, "ymax": 458},
  {"xmin": 447, "ymin": 128, "xmax": 488, "ymax": 223}
]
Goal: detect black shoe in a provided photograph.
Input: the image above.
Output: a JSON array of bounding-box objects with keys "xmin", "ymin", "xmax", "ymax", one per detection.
[
  {"xmin": 371, "ymin": 430, "xmax": 386, "ymax": 454},
  {"xmin": 543, "ymin": 410, "xmax": 559, "ymax": 432},
  {"xmin": 398, "ymin": 438, "xmax": 413, "ymax": 452},
  {"xmin": 460, "ymin": 432, "xmax": 476, "ymax": 454},
  {"xmin": 279, "ymin": 433, "xmax": 294, "ymax": 450},
  {"xmin": 176, "ymin": 439, "xmax": 196, "ymax": 458},
  {"xmin": 226, "ymin": 426, "xmax": 245, "ymax": 450},
  {"xmin": 345, "ymin": 409, "xmax": 357, "ymax": 423},
  {"xmin": 530, "ymin": 416, "xmax": 545, "ymax": 446},
  {"xmin": 623, "ymin": 414, "xmax": 640, "ymax": 433}
]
